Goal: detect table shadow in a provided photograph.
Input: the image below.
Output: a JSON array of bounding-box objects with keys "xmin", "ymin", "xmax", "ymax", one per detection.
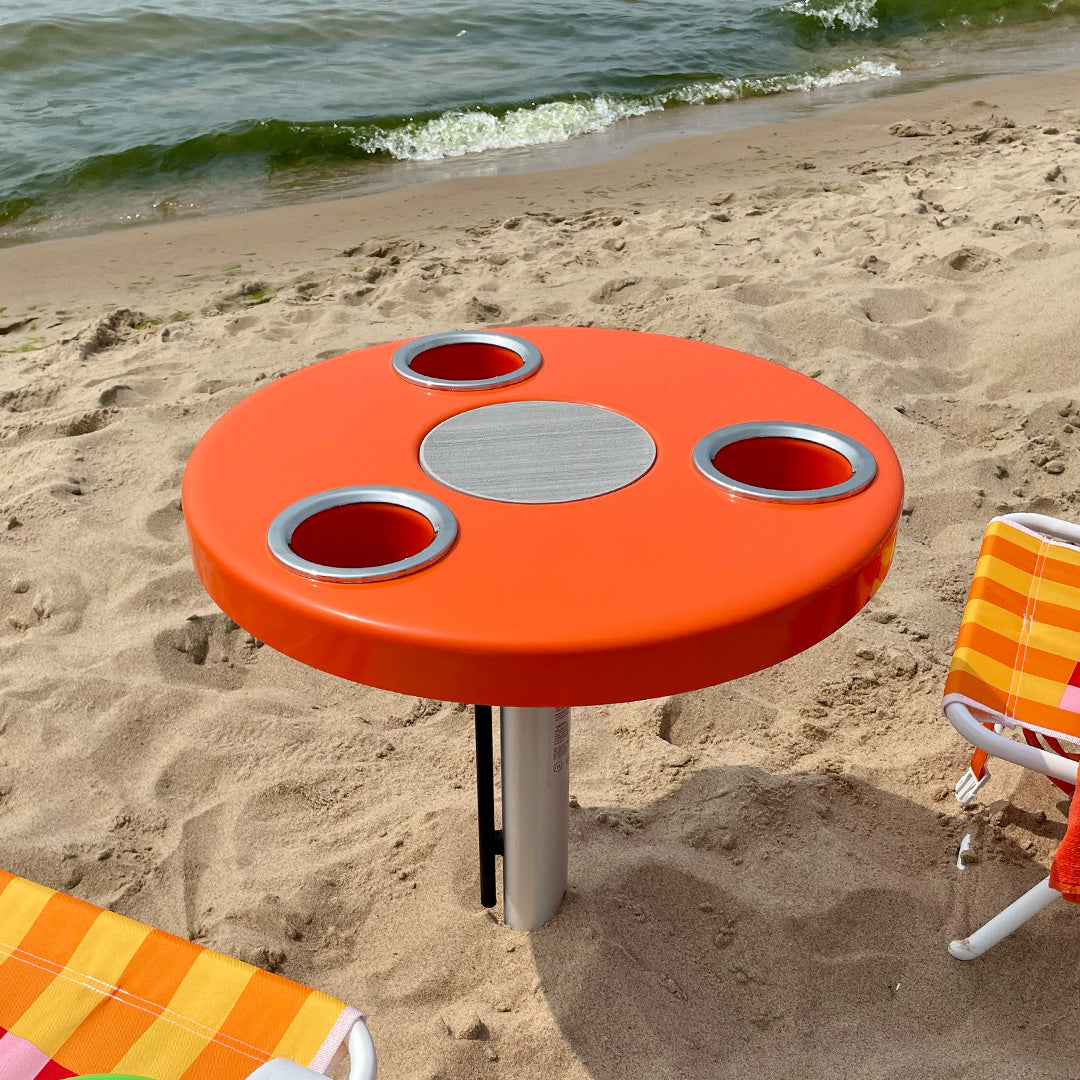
[{"xmin": 528, "ymin": 765, "xmax": 1080, "ymax": 1080}]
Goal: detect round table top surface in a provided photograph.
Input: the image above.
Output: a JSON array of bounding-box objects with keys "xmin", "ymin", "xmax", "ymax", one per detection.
[{"xmin": 182, "ymin": 327, "xmax": 903, "ymax": 706}]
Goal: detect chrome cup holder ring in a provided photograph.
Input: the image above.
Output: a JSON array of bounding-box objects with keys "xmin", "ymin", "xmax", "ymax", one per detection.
[
  {"xmin": 392, "ymin": 330, "xmax": 542, "ymax": 391},
  {"xmin": 267, "ymin": 485, "xmax": 458, "ymax": 582},
  {"xmin": 693, "ymin": 421, "xmax": 877, "ymax": 504}
]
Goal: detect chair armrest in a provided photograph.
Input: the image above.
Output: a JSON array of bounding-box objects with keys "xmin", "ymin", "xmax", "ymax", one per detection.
[
  {"xmin": 347, "ymin": 1019, "xmax": 377, "ymax": 1080},
  {"xmin": 1001, "ymin": 512, "xmax": 1080, "ymax": 547},
  {"xmin": 247, "ymin": 1062, "xmax": 324, "ymax": 1079},
  {"xmin": 945, "ymin": 701, "xmax": 1079, "ymax": 785},
  {"xmin": 246, "ymin": 1021, "xmax": 376, "ymax": 1080}
]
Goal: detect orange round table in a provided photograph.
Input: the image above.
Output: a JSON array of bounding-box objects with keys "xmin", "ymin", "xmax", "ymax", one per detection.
[{"xmin": 183, "ymin": 327, "xmax": 903, "ymax": 929}]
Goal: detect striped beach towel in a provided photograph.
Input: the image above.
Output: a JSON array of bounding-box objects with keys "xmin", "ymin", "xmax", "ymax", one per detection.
[
  {"xmin": 943, "ymin": 516, "xmax": 1080, "ymax": 901},
  {"xmin": 0, "ymin": 871, "xmax": 360, "ymax": 1080}
]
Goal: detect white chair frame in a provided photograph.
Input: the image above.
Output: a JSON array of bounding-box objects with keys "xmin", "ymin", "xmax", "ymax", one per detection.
[
  {"xmin": 945, "ymin": 512, "xmax": 1080, "ymax": 960},
  {"xmin": 249, "ymin": 1019, "xmax": 377, "ymax": 1080}
]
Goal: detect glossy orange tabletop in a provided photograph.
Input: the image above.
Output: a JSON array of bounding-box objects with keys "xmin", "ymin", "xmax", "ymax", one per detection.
[{"xmin": 182, "ymin": 327, "xmax": 903, "ymax": 706}]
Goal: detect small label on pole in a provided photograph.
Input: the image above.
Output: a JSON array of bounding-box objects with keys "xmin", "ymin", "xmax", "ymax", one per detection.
[{"xmin": 553, "ymin": 706, "xmax": 570, "ymax": 773}]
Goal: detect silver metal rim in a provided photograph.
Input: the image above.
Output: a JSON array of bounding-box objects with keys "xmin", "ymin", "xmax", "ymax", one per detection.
[
  {"xmin": 392, "ymin": 330, "xmax": 542, "ymax": 391},
  {"xmin": 267, "ymin": 485, "xmax": 458, "ymax": 582},
  {"xmin": 693, "ymin": 421, "xmax": 877, "ymax": 504}
]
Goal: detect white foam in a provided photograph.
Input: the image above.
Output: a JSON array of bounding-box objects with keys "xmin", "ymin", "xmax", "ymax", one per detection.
[
  {"xmin": 662, "ymin": 60, "xmax": 899, "ymax": 106},
  {"xmin": 801, "ymin": 59, "xmax": 901, "ymax": 87},
  {"xmin": 780, "ymin": 0, "xmax": 881, "ymax": 30},
  {"xmin": 360, "ymin": 59, "xmax": 902, "ymax": 162},
  {"xmin": 358, "ymin": 97, "xmax": 659, "ymax": 162}
]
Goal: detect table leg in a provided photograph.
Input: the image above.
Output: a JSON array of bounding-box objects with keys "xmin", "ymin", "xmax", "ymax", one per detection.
[{"xmin": 500, "ymin": 706, "xmax": 570, "ymax": 931}]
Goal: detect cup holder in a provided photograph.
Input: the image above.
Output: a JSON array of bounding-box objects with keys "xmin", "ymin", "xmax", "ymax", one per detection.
[
  {"xmin": 267, "ymin": 486, "xmax": 458, "ymax": 582},
  {"xmin": 693, "ymin": 422, "xmax": 876, "ymax": 503},
  {"xmin": 392, "ymin": 330, "xmax": 542, "ymax": 391}
]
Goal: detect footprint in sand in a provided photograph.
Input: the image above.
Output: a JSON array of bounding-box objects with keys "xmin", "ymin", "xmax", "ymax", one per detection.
[
  {"xmin": 145, "ymin": 498, "xmax": 185, "ymax": 541},
  {"xmin": 589, "ymin": 276, "xmax": 650, "ymax": 304},
  {"xmin": 56, "ymin": 408, "xmax": 115, "ymax": 438},
  {"xmin": 97, "ymin": 384, "xmax": 139, "ymax": 407},
  {"xmin": 210, "ymin": 281, "xmax": 276, "ymax": 315},
  {"xmin": 69, "ymin": 308, "xmax": 152, "ymax": 360},
  {"xmin": 857, "ymin": 286, "xmax": 937, "ymax": 325},
  {"xmin": 151, "ymin": 612, "xmax": 258, "ymax": 689},
  {"xmin": 190, "ymin": 378, "xmax": 238, "ymax": 395},
  {"xmin": 0, "ymin": 382, "xmax": 62, "ymax": 413},
  {"xmin": 0, "ymin": 567, "xmax": 88, "ymax": 637},
  {"xmin": 729, "ymin": 282, "xmax": 803, "ymax": 307},
  {"xmin": 937, "ymin": 246, "xmax": 1004, "ymax": 276}
]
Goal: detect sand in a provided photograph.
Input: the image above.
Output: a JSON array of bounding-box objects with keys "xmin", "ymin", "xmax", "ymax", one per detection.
[{"xmin": 3, "ymin": 66, "xmax": 1080, "ymax": 1080}]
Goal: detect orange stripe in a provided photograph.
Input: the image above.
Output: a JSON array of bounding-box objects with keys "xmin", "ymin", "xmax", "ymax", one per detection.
[
  {"xmin": 968, "ymin": 573, "xmax": 1030, "ymax": 617},
  {"xmin": 946, "ymin": 668, "xmax": 1080, "ymax": 738},
  {"xmin": 958, "ymin": 622, "xmax": 1078, "ymax": 685},
  {"xmin": 946, "ymin": 667, "xmax": 1010, "ymax": 716},
  {"xmin": 983, "ymin": 531, "xmax": 1041, "ymax": 574},
  {"xmin": 178, "ymin": 968, "xmax": 309, "ymax": 1080},
  {"xmin": 968, "ymin": 574, "xmax": 1080, "ymax": 632},
  {"xmin": 51, "ymin": 928, "xmax": 204, "ymax": 1076},
  {"xmin": 987, "ymin": 532, "xmax": 1080, "ymax": 586},
  {"xmin": 0, "ymin": 892, "xmax": 101, "ymax": 1029},
  {"xmin": 113, "ymin": 946, "xmax": 257, "ymax": 1079},
  {"xmin": 177, "ymin": 1037, "xmax": 269, "ymax": 1080},
  {"xmin": 0, "ymin": 872, "xmax": 15, "ymax": 895}
]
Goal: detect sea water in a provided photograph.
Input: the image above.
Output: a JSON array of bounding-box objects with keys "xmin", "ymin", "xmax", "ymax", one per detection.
[{"xmin": 1, "ymin": 0, "xmax": 1079, "ymax": 244}]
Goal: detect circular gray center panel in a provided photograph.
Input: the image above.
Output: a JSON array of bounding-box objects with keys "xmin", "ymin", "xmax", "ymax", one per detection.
[{"xmin": 420, "ymin": 401, "xmax": 656, "ymax": 504}]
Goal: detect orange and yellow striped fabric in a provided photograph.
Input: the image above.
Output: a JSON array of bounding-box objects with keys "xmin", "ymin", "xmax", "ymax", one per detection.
[
  {"xmin": 944, "ymin": 517, "xmax": 1080, "ymax": 740},
  {"xmin": 0, "ymin": 871, "xmax": 360, "ymax": 1080}
]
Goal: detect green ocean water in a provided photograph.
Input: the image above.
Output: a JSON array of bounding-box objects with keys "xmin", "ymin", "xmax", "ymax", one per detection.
[{"xmin": 1, "ymin": 0, "xmax": 1079, "ymax": 245}]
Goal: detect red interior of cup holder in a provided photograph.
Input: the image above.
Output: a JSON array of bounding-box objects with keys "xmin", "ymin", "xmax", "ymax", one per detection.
[
  {"xmin": 406, "ymin": 343, "xmax": 523, "ymax": 381},
  {"xmin": 711, "ymin": 436, "xmax": 853, "ymax": 491},
  {"xmin": 289, "ymin": 502, "xmax": 436, "ymax": 569}
]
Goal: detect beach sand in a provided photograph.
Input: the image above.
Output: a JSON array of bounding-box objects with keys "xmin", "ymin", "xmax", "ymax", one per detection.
[{"xmin": 3, "ymin": 65, "xmax": 1080, "ymax": 1079}]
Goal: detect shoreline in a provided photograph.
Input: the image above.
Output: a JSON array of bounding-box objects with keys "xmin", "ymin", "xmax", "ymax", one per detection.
[
  {"xmin": 0, "ymin": 61, "xmax": 1075, "ymax": 298},
  {"xmin": 2, "ymin": 57, "xmax": 1080, "ymax": 1080},
  {"xmin": 4, "ymin": 22, "xmax": 1080, "ymax": 251}
]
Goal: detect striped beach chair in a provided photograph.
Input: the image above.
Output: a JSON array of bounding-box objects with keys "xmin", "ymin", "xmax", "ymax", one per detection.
[
  {"xmin": 943, "ymin": 512, "xmax": 1080, "ymax": 958},
  {"xmin": 0, "ymin": 871, "xmax": 375, "ymax": 1079}
]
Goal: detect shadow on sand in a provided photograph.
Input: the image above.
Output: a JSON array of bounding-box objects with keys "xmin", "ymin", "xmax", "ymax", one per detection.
[{"xmin": 529, "ymin": 765, "xmax": 1078, "ymax": 1080}]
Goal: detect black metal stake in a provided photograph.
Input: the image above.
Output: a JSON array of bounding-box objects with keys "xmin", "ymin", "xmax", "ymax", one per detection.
[{"xmin": 474, "ymin": 705, "xmax": 503, "ymax": 908}]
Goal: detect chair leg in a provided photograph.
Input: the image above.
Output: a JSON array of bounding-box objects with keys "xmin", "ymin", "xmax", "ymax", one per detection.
[{"xmin": 948, "ymin": 875, "xmax": 1061, "ymax": 959}]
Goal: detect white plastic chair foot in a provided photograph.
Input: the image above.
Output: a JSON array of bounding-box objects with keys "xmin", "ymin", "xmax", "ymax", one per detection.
[
  {"xmin": 954, "ymin": 765, "xmax": 991, "ymax": 805},
  {"xmin": 948, "ymin": 875, "xmax": 1061, "ymax": 959}
]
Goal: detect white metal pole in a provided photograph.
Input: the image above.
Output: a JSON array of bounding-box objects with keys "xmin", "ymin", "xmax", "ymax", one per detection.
[
  {"xmin": 499, "ymin": 706, "xmax": 570, "ymax": 931},
  {"xmin": 949, "ymin": 875, "xmax": 1061, "ymax": 959}
]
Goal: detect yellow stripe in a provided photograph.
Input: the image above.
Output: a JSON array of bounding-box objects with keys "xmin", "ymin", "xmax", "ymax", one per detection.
[
  {"xmin": 987, "ymin": 518, "xmax": 1035, "ymax": 548},
  {"xmin": 272, "ymin": 991, "xmax": 346, "ymax": 1068},
  {"xmin": 0, "ymin": 877, "xmax": 54, "ymax": 958},
  {"xmin": 11, "ymin": 910, "xmax": 150, "ymax": 1056},
  {"xmin": 988, "ymin": 520, "xmax": 1080, "ymax": 567},
  {"xmin": 951, "ymin": 650, "xmax": 1070, "ymax": 707},
  {"xmin": 975, "ymin": 557, "xmax": 1080, "ymax": 614},
  {"xmin": 113, "ymin": 949, "xmax": 256, "ymax": 1080},
  {"xmin": 961, "ymin": 597, "xmax": 1080, "ymax": 659},
  {"xmin": 961, "ymin": 597, "xmax": 1025, "ymax": 646}
]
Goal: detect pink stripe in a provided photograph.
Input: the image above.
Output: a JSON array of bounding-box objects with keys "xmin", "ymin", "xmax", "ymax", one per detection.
[
  {"xmin": 1060, "ymin": 684, "xmax": 1080, "ymax": 714},
  {"xmin": 0, "ymin": 1029, "xmax": 53, "ymax": 1080}
]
